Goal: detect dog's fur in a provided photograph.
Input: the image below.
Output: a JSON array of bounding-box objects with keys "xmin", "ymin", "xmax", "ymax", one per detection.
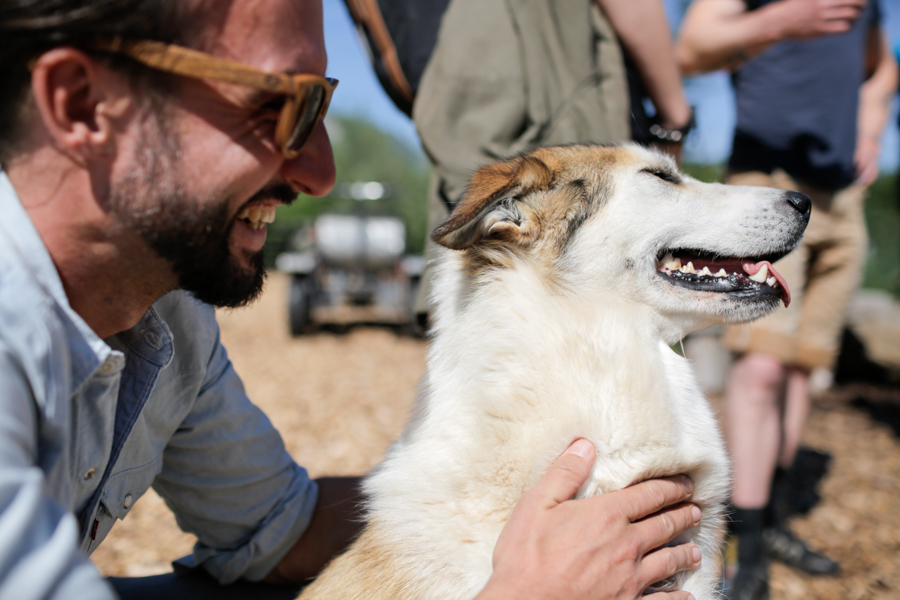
[{"xmin": 298, "ymin": 144, "xmax": 809, "ymax": 600}]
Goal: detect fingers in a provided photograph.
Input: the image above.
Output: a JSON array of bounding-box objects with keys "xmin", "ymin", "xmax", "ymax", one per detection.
[
  {"xmin": 821, "ymin": 0, "xmax": 864, "ymax": 24},
  {"xmin": 618, "ymin": 476, "xmax": 694, "ymax": 522},
  {"xmin": 641, "ymin": 542, "xmax": 703, "ymax": 589},
  {"xmin": 530, "ymin": 439, "xmax": 596, "ymax": 508},
  {"xmin": 631, "ymin": 500, "xmax": 702, "ymax": 558},
  {"xmin": 830, "ymin": 0, "xmax": 866, "ymax": 9}
]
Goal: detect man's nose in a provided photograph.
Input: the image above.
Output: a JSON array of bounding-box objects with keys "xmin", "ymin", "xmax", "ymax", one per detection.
[{"xmin": 281, "ymin": 121, "xmax": 336, "ymax": 197}]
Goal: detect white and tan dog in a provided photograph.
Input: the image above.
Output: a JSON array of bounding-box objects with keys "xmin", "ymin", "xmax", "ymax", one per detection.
[{"xmin": 299, "ymin": 144, "xmax": 810, "ymax": 600}]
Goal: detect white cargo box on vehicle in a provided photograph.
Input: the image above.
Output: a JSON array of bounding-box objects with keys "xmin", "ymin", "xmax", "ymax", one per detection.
[{"xmin": 315, "ymin": 214, "xmax": 406, "ymax": 271}]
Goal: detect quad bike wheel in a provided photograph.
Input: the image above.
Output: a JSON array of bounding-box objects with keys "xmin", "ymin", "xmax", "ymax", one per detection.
[{"xmin": 289, "ymin": 275, "xmax": 313, "ymax": 336}]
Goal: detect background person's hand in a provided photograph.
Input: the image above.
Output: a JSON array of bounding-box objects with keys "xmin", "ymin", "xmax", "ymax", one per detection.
[
  {"xmin": 854, "ymin": 134, "xmax": 881, "ymax": 187},
  {"xmin": 476, "ymin": 439, "xmax": 702, "ymax": 600},
  {"xmin": 780, "ymin": 0, "xmax": 865, "ymax": 40}
]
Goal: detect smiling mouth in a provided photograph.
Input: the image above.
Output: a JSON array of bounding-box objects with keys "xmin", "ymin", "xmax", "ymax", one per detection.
[
  {"xmin": 656, "ymin": 249, "xmax": 792, "ymax": 307},
  {"xmin": 236, "ymin": 204, "xmax": 277, "ymax": 230}
]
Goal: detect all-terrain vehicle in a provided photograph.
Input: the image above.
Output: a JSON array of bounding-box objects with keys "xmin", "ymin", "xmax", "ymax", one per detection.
[{"xmin": 275, "ymin": 183, "xmax": 423, "ymax": 335}]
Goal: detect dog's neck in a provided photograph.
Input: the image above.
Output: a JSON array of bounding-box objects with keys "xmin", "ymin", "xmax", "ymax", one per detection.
[
  {"xmin": 431, "ymin": 252, "xmax": 675, "ymax": 352},
  {"xmin": 368, "ymin": 251, "xmax": 711, "ymax": 514},
  {"xmin": 425, "ymin": 254, "xmax": 684, "ymax": 419}
]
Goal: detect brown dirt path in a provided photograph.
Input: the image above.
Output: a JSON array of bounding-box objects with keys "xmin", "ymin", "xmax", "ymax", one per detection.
[{"xmin": 91, "ymin": 272, "xmax": 900, "ymax": 599}]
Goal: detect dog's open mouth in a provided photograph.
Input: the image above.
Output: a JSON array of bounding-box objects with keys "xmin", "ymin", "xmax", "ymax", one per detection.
[{"xmin": 656, "ymin": 249, "xmax": 792, "ymax": 307}]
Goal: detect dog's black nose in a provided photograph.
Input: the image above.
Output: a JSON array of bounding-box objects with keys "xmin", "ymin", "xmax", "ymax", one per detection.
[{"xmin": 786, "ymin": 191, "xmax": 811, "ymax": 219}]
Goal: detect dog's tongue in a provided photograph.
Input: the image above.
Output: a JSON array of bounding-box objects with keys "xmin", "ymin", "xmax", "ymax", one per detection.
[{"xmin": 743, "ymin": 261, "xmax": 791, "ymax": 307}]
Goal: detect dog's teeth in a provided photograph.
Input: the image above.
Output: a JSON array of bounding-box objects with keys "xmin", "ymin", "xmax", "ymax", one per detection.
[
  {"xmin": 661, "ymin": 253, "xmax": 682, "ymax": 270},
  {"xmin": 680, "ymin": 261, "xmax": 696, "ymax": 274},
  {"xmin": 699, "ymin": 266, "xmax": 712, "ymax": 277},
  {"xmin": 715, "ymin": 268, "xmax": 728, "ymax": 278},
  {"xmin": 766, "ymin": 276, "xmax": 777, "ymax": 287},
  {"xmin": 749, "ymin": 264, "xmax": 769, "ymax": 283}
]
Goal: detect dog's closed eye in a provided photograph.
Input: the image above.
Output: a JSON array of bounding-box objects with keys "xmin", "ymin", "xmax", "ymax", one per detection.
[{"xmin": 642, "ymin": 168, "xmax": 681, "ymax": 185}]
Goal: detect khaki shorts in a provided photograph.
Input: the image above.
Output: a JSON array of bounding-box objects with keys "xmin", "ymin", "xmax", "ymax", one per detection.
[{"xmin": 722, "ymin": 170, "xmax": 868, "ymax": 371}]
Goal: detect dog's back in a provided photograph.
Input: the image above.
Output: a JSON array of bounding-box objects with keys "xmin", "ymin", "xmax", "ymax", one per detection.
[{"xmin": 300, "ymin": 144, "xmax": 809, "ymax": 599}]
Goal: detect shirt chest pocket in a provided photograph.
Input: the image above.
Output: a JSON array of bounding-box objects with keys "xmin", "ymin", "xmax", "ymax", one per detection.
[{"xmin": 88, "ymin": 456, "xmax": 163, "ymax": 552}]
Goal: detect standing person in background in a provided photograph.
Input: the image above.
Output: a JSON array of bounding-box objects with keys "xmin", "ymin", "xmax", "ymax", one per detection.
[
  {"xmin": 678, "ymin": 1, "xmax": 898, "ymax": 599},
  {"xmin": 409, "ymin": 0, "xmax": 694, "ymax": 323}
]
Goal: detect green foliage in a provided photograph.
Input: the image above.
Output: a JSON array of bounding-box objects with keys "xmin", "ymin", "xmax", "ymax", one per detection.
[
  {"xmin": 863, "ymin": 173, "xmax": 900, "ymax": 296},
  {"xmin": 264, "ymin": 116, "xmax": 431, "ymax": 264},
  {"xmin": 681, "ymin": 164, "xmax": 900, "ymax": 298},
  {"xmin": 680, "ymin": 163, "xmax": 724, "ymax": 183}
]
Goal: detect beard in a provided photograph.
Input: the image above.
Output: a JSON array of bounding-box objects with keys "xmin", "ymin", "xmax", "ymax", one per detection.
[{"xmin": 107, "ymin": 110, "xmax": 292, "ymax": 308}]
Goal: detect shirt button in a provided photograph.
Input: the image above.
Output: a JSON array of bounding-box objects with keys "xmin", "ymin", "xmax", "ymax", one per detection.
[
  {"xmin": 142, "ymin": 331, "xmax": 161, "ymax": 350},
  {"xmin": 123, "ymin": 494, "xmax": 134, "ymax": 509},
  {"xmin": 97, "ymin": 360, "xmax": 117, "ymax": 376},
  {"xmin": 83, "ymin": 468, "xmax": 96, "ymax": 480}
]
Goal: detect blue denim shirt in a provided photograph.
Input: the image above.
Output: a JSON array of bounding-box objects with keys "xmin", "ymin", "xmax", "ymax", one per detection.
[{"xmin": 0, "ymin": 173, "xmax": 318, "ymax": 598}]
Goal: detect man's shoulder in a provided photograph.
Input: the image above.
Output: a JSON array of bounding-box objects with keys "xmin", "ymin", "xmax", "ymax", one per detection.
[
  {"xmin": 0, "ymin": 233, "xmax": 79, "ymax": 412},
  {"xmin": 0, "ymin": 233, "xmax": 62, "ymax": 348}
]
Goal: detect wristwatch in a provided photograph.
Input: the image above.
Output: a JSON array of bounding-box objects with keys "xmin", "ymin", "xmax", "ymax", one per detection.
[{"xmin": 648, "ymin": 110, "xmax": 696, "ymax": 144}]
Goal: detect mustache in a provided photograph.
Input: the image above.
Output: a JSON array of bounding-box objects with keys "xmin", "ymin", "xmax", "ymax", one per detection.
[{"xmin": 247, "ymin": 183, "xmax": 298, "ymax": 206}]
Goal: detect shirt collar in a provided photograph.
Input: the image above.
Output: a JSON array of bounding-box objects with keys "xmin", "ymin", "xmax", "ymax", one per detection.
[
  {"xmin": 0, "ymin": 173, "xmax": 176, "ymax": 390},
  {"xmin": 0, "ymin": 173, "xmax": 71, "ymax": 305}
]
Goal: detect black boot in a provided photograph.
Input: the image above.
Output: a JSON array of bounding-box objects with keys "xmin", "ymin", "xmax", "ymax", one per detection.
[
  {"xmin": 764, "ymin": 465, "xmax": 841, "ymax": 575},
  {"xmin": 726, "ymin": 507, "xmax": 770, "ymax": 600}
]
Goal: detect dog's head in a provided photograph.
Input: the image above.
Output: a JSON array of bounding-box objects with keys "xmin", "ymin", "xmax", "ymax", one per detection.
[{"xmin": 432, "ymin": 144, "xmax": 810, "ymax": 336}]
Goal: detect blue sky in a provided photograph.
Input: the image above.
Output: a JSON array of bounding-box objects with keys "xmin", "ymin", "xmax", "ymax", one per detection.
[{"xmin": 322, "ymin": 0, "xmax": 900, "ymax": 170}]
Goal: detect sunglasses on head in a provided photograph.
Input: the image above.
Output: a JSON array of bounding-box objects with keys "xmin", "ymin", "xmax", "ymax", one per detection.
[{"xmin": 90, "ymin": 38, "xmax": 338, "ymax": 159}]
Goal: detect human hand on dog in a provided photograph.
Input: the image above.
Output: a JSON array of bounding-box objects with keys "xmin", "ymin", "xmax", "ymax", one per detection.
[{"xmin": 477, "ymin": 439, "xmax": 701, "ymax": 600}]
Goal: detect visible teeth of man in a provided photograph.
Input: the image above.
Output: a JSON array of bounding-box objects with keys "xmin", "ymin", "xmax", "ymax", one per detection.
[
  {"xmin": 699, "ymin": 266, "xmax": 712, "ymax": 277},
  {"xmin": 749, "ymin": 264, "xmax": 769, "ymax": 283},
  {"xmin": 680, "ymin": 261, "xmax": 696, "ymax": 274},
  {"xmin": 236, "ymin": 204, "xmax": 277, "ymax": 229},
  {"xmin": 716, "ymin": 268, "xmax": 728, "ymax": 278},
  {"xmin": 260, "ymin": 205, "xmax": 277, "ymax": 223},
  {"xmin": 766, "ymin": 276, "xmax": 777, "ymax": 287}
]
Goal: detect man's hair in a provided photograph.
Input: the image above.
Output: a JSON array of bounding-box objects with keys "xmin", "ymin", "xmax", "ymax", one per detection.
[{"xmin": 0, "ymin": 0, "xmax": 187, "ymax": 165}]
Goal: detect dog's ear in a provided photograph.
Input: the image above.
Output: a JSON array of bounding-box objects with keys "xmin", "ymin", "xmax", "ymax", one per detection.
[{"xmin": 432, "ymin": 155, "xmax": 554, "ymax": 250}]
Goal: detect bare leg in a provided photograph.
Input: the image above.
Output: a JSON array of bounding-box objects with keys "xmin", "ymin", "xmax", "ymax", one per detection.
[
  {"xmin": 778, "ymin": 368, "xmax": 810, "ymax": 469},
  {"xmin": 724, "ymin": 352, "xmax": 786, "ymax": 509},
  {"xmin": 722, "ymin": 352, "xmax": 788, "ymax": 599}
]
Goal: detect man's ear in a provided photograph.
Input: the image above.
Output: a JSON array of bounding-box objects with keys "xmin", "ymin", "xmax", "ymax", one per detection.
[
  {"xmin": 29, "ymin": 48, "xmax": 125, "ymax": 157},
  {"xmin": 431, "ymin": 154, "xmax": 555, "ymax": 250}
]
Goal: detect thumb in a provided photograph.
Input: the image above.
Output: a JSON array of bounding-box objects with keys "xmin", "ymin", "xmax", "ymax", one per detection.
[{"xmin": 535, "ymin": 439, "xmax": 596, "ymax": 507}]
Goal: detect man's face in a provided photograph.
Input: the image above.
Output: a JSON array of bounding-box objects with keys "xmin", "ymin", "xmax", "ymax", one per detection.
[
  {"xmin": 109, "ymin": 0, "xmax": 335, "ymax": 307},
  {"xmin": 108, "ymin": 109, "xmax": 297, "ymax": 307}
]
